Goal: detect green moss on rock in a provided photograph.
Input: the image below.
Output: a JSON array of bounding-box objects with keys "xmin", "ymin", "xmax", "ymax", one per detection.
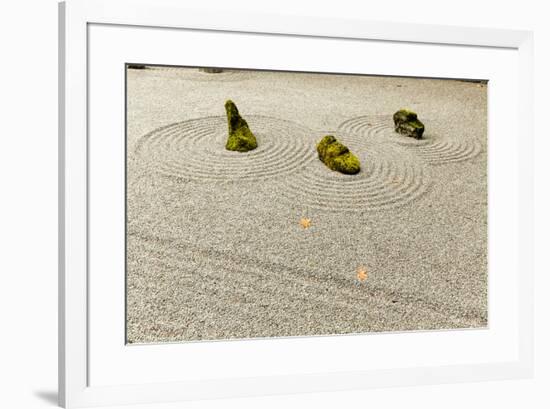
[
  {"xmin": 393, "ymin": 109, "xmax": 425, "ymax": 139},
  {"xmin": 224, "ymin": 100, "xmax": 258, "ymax": 152},
  {"xmin": 317, "ymin": 135, "xmax": 361, "ymax": 175}
]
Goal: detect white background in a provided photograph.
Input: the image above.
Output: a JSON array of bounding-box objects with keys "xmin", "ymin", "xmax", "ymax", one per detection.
[{"xmin": 0, "ymin": 0, "xmax": 547, "ymax": 408}]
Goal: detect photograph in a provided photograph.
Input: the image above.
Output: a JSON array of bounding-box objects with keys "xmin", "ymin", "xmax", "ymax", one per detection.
[
  {"xmin": 2, "ymin": 0, "xmax": 544, "ymax": 407},
  {"xmin": 125, "ymin": 65, "xmax": 488, "ymax": 344}
]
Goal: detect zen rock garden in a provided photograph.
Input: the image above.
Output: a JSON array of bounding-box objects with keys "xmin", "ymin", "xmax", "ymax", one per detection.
[
  {"xmin": 224, "ymin": 100, "xmax": 425, "ymax": 175},
  {"xmin": 127, "ymin": 69, "xmax": 488, "ymax": 344}
]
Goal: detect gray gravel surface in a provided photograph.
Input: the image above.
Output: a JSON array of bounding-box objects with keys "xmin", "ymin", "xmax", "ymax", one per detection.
[{"xmin": 126, "ymin": 67, "xmax": 487, "ymax": 343}]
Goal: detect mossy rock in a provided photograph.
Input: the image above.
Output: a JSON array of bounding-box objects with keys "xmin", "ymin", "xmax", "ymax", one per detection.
[
  {"xmin": 317, "ymin": 135, "xmax": 361, "ymax": 175},
  {"xmin": 199, "ymin": 67, "xmax": 224, "ymax": 73},
  {"xmin": 224, "ymin": 100, "xmax": 258, "ymax": 152},
  {"xmin": 393, "ymin": 109, "xmax": 425, "ymax": 139}
]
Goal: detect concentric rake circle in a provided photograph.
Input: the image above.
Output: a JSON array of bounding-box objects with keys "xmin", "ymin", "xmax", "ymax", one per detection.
[
  {"xmin": 133, "ymin": 115, "xmax": 317, "ymax": 182},
  {"xmin": 275, "ymin": 130, "xmax": 431, "ymax": 212},
  {"xmin": 338, "ymin": 115, "xmax": 482, "ymax": 166}
]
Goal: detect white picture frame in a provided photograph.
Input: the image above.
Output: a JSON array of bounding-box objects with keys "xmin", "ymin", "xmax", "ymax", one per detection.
[{"xmin": 59, "ymin": 0, "xmax": 534, "ymax": 407}]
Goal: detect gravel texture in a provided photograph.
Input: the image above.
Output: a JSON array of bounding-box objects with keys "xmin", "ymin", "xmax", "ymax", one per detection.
[{"xmin": 126, "ymin": 66, "xmax": 487, "ymax": 343}]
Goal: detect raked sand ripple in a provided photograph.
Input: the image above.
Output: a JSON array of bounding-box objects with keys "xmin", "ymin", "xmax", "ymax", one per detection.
[
  {"xmin": 338, "ymin": 115, "xmax": 482, "ymax": 165},
  {"xmin": 134, "ymin": 115, "xmax": 432, "ymax": 212},
  {"xmin": 275, "ymin": 130, "xmax": 431, "ymax": 212},
  {"xmin": 133, "ymin": 115, "xmax": 317, "ymax": 181}
]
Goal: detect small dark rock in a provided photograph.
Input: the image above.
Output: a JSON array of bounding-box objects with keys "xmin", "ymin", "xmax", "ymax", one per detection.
[
  {"xmin": 393, "ymin": 109, "xmax": 425, "ymax": 139},
  {"xmin": 199, "ymin": 67, "xmax": 224, "ymax": 74}
]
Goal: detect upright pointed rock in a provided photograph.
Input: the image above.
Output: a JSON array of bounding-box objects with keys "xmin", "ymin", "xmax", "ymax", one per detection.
[
  {"xmin": 393, "ymin": 109, "xmax": 425, "ymax": 139},
  {"xmin": 224, "ymin": 100, "xmax": 258, "ymax": 152}
]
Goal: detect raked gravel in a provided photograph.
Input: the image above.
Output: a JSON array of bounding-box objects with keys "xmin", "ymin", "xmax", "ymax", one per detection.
[{"xmin": 126, "ymin": 67, "xmax": 487, "ymax": 343}]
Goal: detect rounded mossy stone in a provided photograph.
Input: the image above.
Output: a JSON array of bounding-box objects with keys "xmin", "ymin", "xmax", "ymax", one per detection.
[
  {"xmin": 224, "ymin": 100, "xmax": 258, "ymax": 152},
  {"xmin": 317, "ymin": 135, "xmax": 361, "ymax": 175},
  {"xmin": 393, "ymin": 109, "xmax": 425, "ymax": 139}
]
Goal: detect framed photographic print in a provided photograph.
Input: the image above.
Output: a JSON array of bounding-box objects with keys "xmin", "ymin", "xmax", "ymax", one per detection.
[{"xmin": 59, "ymin": 0, "xmax": 534, "ymax": 407}]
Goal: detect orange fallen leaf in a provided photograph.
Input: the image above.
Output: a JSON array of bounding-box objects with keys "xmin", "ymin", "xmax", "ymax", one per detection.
[
  {"xmin": 357, "ymin": 266, "xmax": 368, "ymax": 282},
  {"xmin": 299, "ymin": 217, "xmax": 311, "ymax": 229}
]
